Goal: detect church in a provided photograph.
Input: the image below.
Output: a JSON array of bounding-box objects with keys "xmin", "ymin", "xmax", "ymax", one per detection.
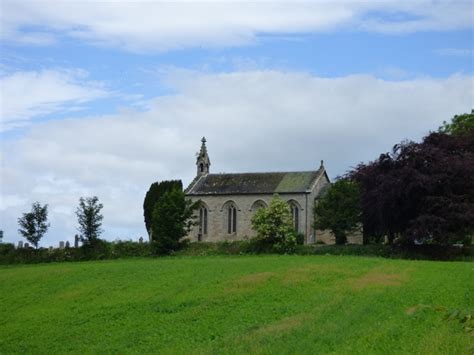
[{"xmin": 185, "ymin": 138, "xmax": 332, "ymax": 244}]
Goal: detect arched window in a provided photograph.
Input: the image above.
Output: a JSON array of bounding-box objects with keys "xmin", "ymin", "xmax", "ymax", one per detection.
[
  {"xmin": 198, "ymin": 206, "xmax": 208, "ymax": 236},
  {"xmin": 222, "ymin": 201, "xmax": 238, "ymax": 234},
  {"xmin": 250, "ymin": 200, "xmax": 267, "ymax": 212},
  {"xmin": 227, "ymin": 205, "xmax": 237, "ymax": 234},
  {"xmin": 289, "ymin": 203, "xmax": 299, "ymax": 233}
]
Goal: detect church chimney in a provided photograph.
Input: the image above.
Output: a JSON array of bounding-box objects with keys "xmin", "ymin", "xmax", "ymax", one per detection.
[{"xmin": 196, "ymin": 137, "xmax": 210, "ymax": 176}]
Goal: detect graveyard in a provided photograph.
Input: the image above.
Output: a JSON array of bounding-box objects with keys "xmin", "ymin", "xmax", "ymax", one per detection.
[{"xmin": 0, "ymin": 255, "xmax": 471, "ymax": 353}]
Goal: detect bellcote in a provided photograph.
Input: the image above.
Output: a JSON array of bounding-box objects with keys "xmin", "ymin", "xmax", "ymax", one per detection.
[{"xmin": 196, "ymin": 137, "xmax": 210, "ymax": 176}]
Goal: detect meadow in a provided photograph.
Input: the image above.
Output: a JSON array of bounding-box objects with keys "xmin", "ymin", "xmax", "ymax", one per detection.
[{"xmin": 1, "ymin": 255, "xmax": 472, "ymax": 353}]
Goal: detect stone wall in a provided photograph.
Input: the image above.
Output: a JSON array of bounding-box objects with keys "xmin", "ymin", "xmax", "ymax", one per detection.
[
  {"xmin": 186, "ymin": 171, "xmax": 331, "ymax": 244},
  {"xmin": 315, "ymin": 229, "xmax": 363, "ymax": 245},
  {"xmin": 187, "ymin": 193, "xmax": 308, "ymax": 242}
]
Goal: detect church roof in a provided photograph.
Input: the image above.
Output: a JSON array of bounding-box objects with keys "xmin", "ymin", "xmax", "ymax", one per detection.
[{"xmin": 185, "ymin": 168, "xmax": 326, "ymax": 195}]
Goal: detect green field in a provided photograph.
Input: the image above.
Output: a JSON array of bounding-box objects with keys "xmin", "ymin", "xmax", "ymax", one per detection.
[{"xmin": 1, "ymin": 256, "xmax": 472, "ymax": 353}]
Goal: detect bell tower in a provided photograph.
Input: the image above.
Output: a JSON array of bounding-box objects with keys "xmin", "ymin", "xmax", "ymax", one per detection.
[{"xmin": 196, "ymin": 137, "xmax": 210, "ymax": 176}]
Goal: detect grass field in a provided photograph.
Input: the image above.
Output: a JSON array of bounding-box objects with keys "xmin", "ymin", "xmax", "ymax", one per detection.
[{"xmin": 1, "ymin": 256, "xmax": 472, "ymax": 353}]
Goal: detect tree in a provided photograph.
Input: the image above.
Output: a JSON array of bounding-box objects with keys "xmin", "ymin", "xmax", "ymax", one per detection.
[
  {"xmin": 439, "ymin": 110, "xmax": 474, "ymax": 136},
  {"xmin": 17, "ymin": 202, "xmax": 49, "ymax": 248},
  {"xmin": 151, "ymin": 187, "xmax": 198, "ymax": 254},
  {"xmin": 76, "ymin": 196, "xmax": 104, "ymax": 245},
  {"xmin": 313, "ymin": 179, "xmax": 361, "ymax": 245},
  {"xmin": 251, "ymin": 194, "xmax": 296, "ymax": 252},
  {"xmin": 143, "ymin": 180, "xmax": 182, "ymax": 239},
  {"xmin": 351, "ymin": 129, "xmax": 474, "ymax": 246}
]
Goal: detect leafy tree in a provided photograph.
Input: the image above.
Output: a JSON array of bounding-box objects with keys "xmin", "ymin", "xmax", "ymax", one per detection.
[
  {"xmin": 351, "ymin": 129, "xmax": 474, "ymax": 246},
  {"xmin": 76, "ymin": 196, "xmax": 104, "ymax": 245},
  {"xmin": 143, "ymin": 180, "xmax": 182, "ymax": 239},
  {"xmin": 439, "ymin": 110, "xmax": 474, "ymax": 136},
  {"xmin": 251, "ymin": 194, "xmax": 296, "ymax": 252},
  {"xmin": 151, "ymin": 187, "xmax": 198, "ymax": 254},
  {"xmin": 313, "ymin": 179, "xmax": 361, "ymax": 245},
  {"xmin": 17, "ymin": 202, "xmax": 50, "ymax": 248}
]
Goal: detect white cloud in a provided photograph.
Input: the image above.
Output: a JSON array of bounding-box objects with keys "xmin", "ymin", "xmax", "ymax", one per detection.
[
  {"xmin": 0, "ymin": 1, "xmax": 471, "ymax": 52},
  {"xmin": 0, "ymin": 69, "xmax": 109, "ymax": 131},
  {"xmin": 1, "ymin": 69, "xmax": 472, "ymax": 246},
  {"xmin": 436, "ymin": 48, "xmax": 474, "ymax": 57}
]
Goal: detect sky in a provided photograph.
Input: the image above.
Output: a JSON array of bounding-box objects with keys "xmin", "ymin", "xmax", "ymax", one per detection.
[{"xmin": 0, "ymin": 0, "xmax": 473, "ymax": 247}]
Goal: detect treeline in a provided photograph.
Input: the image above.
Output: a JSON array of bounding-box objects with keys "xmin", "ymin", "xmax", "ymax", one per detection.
[{"xmin": 314, "ymin": 110, "xmax": 474, "ymax": 247}]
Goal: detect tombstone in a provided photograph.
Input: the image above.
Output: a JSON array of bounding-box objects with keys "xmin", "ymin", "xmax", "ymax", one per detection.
[
  {"xmin": 18, "ymin": 241, "xmax": 23, "ymax": 249},
  {"xmin": 138, "ymin": 237, "xmax": 143, "ymax": 244},
  {"xmin": 24, "ymin": 243, "xmax": 29, "ymax": 249},
  {"xmin": 74, "ymin": 235, "xmax": 79, "ymax": 248},
  {"xmin": 65, "ymin": 241, "xmax": 70, "ymax": 248},
  {"xmin": 59, "ymin": 241, "xmax": 65, "ymax": 249}
]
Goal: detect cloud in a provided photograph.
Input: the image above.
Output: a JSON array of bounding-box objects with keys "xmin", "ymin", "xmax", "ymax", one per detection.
[
  {"xmin": 1, "ymin": 69, "xmax": 472, "ymax": 246},
  {"xmin": 435, "ymin": 48, "xmax": 474, "ymax": 57},
  {"xmin": 1, "ymin": 1, "xmax": 472, "ymax": 52},
  {"xmin": 358, "ymin": 1, "xmax": 473, "ymax": 34},
  {"xmin": 0, "ymin": 69, "xmax": 109, "ymax": 131}
]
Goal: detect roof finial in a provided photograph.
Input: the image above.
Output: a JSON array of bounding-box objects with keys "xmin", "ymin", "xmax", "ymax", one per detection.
[
  {"xmin": 196, "ymin": 137, "xmax": 210, "ymax": 176},
  {"xmin": 200, "ymin": 137, "xmax": 208, "ymax": 155},
  {"xmin": 320, "ymin": 160, "xmax": 324, "ymax": 168}
]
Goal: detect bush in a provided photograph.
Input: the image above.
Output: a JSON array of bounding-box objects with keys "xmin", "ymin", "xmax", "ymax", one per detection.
[
  {"xmin": 295, "ymin": 232, "xmax": 305, "ymax": 245},
  {"xmin": 1, "ymin": 239, "xmax": 470, "ymax": 264},
  {"xmin": 314, "ymin": 179, "xmax": 361, "ymax": 245},
  {"xmin": 0, "ymin": 240, "xmax": 153, "ymax": 264},
  {"xmin": 111, "ymin": 240, "xmax": 151, "ymax": 257},
  {"xmin": 151, "ymin": 188, "xmax": 198, "ymax": 255},
  {"xmin": 176, "ymin": 241, "xmax": 472, "ymax": 261},
  {"xmin": 251, "ymin": 195, "xmax": 297, "ymax": 253}
]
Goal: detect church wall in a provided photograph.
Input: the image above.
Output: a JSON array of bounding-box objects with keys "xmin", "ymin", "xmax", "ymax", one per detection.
[
  {"xmin": 306, "ymin": 173, "xmax": 331, "ymax": 244},
  {"xmin": 186, "ymin": 193, "xmax": 310, "ymax": 242}
]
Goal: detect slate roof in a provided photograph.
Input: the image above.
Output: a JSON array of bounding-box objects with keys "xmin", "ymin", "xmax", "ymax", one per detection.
[{"xmin": 185, "ymin": 168, "xmax": 326, "ymax": 195}]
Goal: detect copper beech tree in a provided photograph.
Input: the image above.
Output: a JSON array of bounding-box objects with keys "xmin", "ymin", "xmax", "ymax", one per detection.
[{"xmin": 350, "ymin": 127, "xmax": 474, "ymax": 246}]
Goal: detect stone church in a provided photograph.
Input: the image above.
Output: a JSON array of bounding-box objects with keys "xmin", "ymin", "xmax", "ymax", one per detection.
[{"xmin": 185, "ymin": 138, "xmax": 332, "ymax": 244}]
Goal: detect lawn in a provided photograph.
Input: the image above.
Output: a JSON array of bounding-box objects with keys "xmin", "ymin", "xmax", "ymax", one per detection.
[{"xmin": 0, "ymin": 256, "xmax": 472, "ymax": 353}]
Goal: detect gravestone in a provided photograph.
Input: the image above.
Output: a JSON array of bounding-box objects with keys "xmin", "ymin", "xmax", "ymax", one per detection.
[
  {"xmin": 74, "ymin": 235, "xmax": 79, "ymax": 248},
  {"xmin": 18, "ymin": 241, "xmax": 23, "ymax": 249},
  {"xmin": 65, "ymin": 241, "xmax": 70, "ymax": 248},
  {"xmin": 59, "ymin": 241, "xmax": 65, "ymax": 249},
  {"xmin": 24, "ymin": 243, "xmax": 29, "ymax": 248},
  {"xmin": 139, "ymin": 237, "xmax": 143, "ymax": 244}
]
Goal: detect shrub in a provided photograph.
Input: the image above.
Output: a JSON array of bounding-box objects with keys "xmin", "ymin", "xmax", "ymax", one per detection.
[
  {"xmin": 151, "ymin": 188, "xmax": 198, "ymax": 255},
  {"xmin": 251, "ymin": 194, "xmax": 297, "ymax": 253},
  {"xmin": 313, "ymin": 179, "xmax": 361, "ymax": 245}
]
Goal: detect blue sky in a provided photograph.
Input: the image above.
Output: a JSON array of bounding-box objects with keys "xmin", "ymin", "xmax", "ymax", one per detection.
[{"xmin": 0, "ymin": 1, "xmax": 473, "ymax": 246}]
